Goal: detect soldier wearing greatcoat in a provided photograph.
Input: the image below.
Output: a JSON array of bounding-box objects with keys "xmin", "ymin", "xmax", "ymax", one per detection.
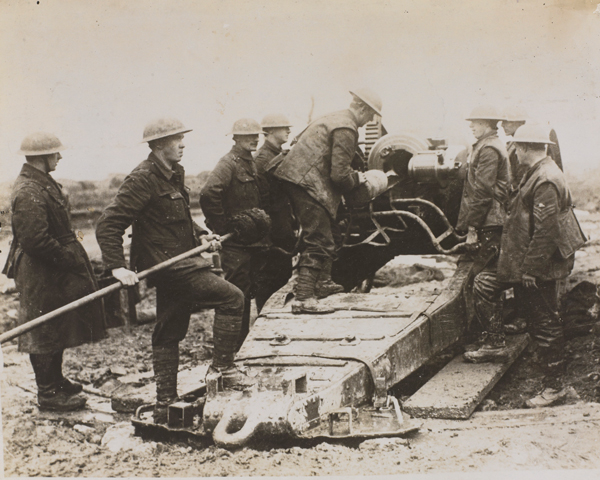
[
  {"xmin": 468, "ymin": 124, "xmax": 586, "ymax": 407},
  {"xmin": 96, "ymin": 118, "xmax": 253, "ymax": 424},
  {"xmin": 271, "ymin": 89, "xmax": 382, "ymax": 314},
  {"xmin": 3, "ymin": 132, "xmax": 106, "ymax": 411}
]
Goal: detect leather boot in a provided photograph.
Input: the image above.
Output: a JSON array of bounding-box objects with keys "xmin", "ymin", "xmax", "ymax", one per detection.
[
  {"xmin": 212, "ymin": 312, "xmax": 254, "ymax": 390},
  {"xmin": 463, "ymin": 331, "xmax": 511, "ymax": 363},
  {"xmin": 31, "ymin": 353, "xmax": 87, "ymax": 411},
  {"xmin": 465, "ymin": 295, "xmax": 511, "ymax": 363},
  {"xmin": 206, "ymin": 364, "xmax": 254, "ymax": 391},
  {"xmin": 51, "ymin": 350, "xmax": 83, "ymax": 395},
  {"xmin": 292, "ymin": 266, "xmax": 335, "ymax": 314},
  {"xmin": 525, "ymin": 387, "xmax": 568, "ymax": 408},
  {"xmin": 315, "ymin": 257, "xmax": 344, "ymax": 299},
  {"xmin": 152, "ymin": 344, "xmax": 179, "ymax": 424}
]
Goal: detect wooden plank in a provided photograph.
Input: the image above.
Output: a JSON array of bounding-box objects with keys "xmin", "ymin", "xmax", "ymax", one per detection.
[{"xmin": 403, "ymin": 334, "xmax": 529, "ymax": 420}]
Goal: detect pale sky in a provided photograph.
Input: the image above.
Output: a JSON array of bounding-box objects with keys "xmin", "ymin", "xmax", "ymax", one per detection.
[{"xmin": 1, "ymin": 0, "xmax": 599, "ymax": 181}]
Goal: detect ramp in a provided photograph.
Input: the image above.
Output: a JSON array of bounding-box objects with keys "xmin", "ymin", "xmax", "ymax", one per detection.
[{"xmin": 403, "ymin": 334, "xmax": 530, "ymax": 419}]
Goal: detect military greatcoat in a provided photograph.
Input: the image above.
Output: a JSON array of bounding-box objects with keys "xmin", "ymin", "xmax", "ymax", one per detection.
[{"xmin": 2, "ymin": 164, "xmax": 106, "ymax": 354}]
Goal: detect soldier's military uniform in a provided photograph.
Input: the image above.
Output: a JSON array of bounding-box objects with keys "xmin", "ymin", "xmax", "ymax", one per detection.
[
  {"xmin": 473, "ymin": 156, "xmax": 584, "ymax": 398},
  {"xmin": 272, "ymin": 109, "xmax": 362, "ymax": 275},
  {"xmin": 3, "ymin": 133, "xmax": 106, "ymax": 411},
  {"xmin": 200, "ymin": 143, "xmax": 270, "ymax": 343},
  {"xmin": 457, "ymin": 127, "xmax": 510, "ymax": 342},
  {"xmin": 271, "ymin": 89, "xmax": 382, "ymax": 313},
  {"xmin": 97, "ymin": 119, "xmax": 251, "ymax": 423}
]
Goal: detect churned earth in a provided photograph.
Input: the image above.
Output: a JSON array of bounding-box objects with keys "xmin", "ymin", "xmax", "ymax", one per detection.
[{"xmin": 1, "ymin": 213, "xmax": 600, "ymax": 477}]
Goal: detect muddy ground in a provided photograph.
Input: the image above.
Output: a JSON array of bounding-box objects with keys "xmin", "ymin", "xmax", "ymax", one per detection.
[{"xmin": 2, "ymin": 214, "xmax": 600, "ymax": 477}]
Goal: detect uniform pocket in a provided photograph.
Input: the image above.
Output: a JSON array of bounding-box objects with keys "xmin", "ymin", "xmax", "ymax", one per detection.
[{"xmin": 156, "ymin": 191, "xmax": 188, "ymax": 223}]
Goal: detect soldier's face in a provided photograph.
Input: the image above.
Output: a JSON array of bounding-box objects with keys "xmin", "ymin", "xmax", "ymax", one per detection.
[
  {"xmin": 358, "ymin": 105, "xmax": 376, "ymax": 127},
  {"xmin": 469, "ymin": 120, "xmax": 491, "ymax": 140},
  {"xmin": 236, "ymin": 135, "xmax": 260, "ymax": 152},
  {"xmin": 161, "ymin": 134, "xmax": 185, "ymax": 163},
  {"xmin": 502, "ymin": 120, "xmax": 525, "ymax": 137},
  {"xmin": 46, "ymin": 153, "xmax": 62, "ymax": 172},
  {"xmin": 515, "ymin": 144, "xmax": 527, "ymax": 163},
  {"xmin": 270, "ymin": 127, "xmax": 291, "ymax": 145}
]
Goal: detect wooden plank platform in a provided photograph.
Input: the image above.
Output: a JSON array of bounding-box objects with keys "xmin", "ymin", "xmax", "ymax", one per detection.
[{"xmin": 403, "ymin": 334, "xmax": 530, "ymax": 420}]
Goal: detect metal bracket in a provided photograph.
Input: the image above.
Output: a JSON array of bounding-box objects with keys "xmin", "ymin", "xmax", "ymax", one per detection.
[
  {"xmin": 328, "ymin": 407, "xmax": 355, "ymax": 436},
  {"xmin": 282, "ymin": 372, "xmax": 308, "ymax": 396},
  {"xmin": 168, "ymin": 402, "xmax": 195, "ymax": 429},
  {"xmin": 206, "ymin": 370, "xmax": 223, "ymax": 397}
]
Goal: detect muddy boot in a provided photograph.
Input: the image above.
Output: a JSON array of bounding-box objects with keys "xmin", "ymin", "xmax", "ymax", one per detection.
[
  {"xmin": 31, "ymin": 353, "xmax": 87, "ymax": 411},
  {"xmin": 206, "ymin": 364, "xmax": 254, "ymax": 391},
  {"xmin": 465, "ymin": 296, "xmax": 511, "ymax": 363},
  {"xmin": 463, "ymin": 332, "xmax": 511, "ymax": 363},
  {"xmin": 526, "ymin": 345, "xmax": 567, "ymax": 408},
  {"xmin": 315, "ymin": 258, "xmax": 344, "ymax": 299},
  {"xmin": 51, "ymin": 350, "xmax": 83, "ymax": 395},
  {"xmin": 212, "ymin": 312, "xmax": 255, "ymax": 390},
  {"xmin": 503, "ymin": 317, "xmax": 527, "ymax": 335},
  {"xmin": 525, "ymin": 387, "xmax": 568, "ymax": 408},
  {"xmin": 292, "ymin": 266, "xmax": 335, "ymax": 314},
  {"xmin": 152, "ymin": 344, "xmax": 179, "ymax": 424}
]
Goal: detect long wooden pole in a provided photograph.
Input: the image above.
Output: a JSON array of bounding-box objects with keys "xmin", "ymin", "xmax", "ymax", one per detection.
[{"xmin": 0, "ymin": 233, "xmax": 233, "ymax": 345}]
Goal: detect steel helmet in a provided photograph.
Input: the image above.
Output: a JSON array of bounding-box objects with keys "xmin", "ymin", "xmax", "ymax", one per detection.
[
  {"xmin": 261, "ymin": 114, "xmax": 292, "ymax": 129},
  {"xmin": 142, "ymin": 117, "xmax": 192, "ymax": 143},
  {"xmin": 465, "ymin": 105, "xmax": 505, "ymax": 122},
  {"xmin": 502, "ymin": 106, "xmax": 528, "ymax": 122},
  {"xmin": 349, "ymin": 88, "xmax": 383, "ymax": 116},
  {"xmin": 229, "ymin": 118, "xmax": 264, "ymax": 135},
  {"xmin": 17, "ymin": 132, "xmax": 65, "ymax": 155},
  {"xmin": 512, "ymin": 124, "xmax": 555, "ymax": 144}
]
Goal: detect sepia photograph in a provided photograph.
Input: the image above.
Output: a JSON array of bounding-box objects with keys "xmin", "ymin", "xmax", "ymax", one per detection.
[{"xmin": 1, "ymin": 0, "xmax": 600, "ymax": 477}]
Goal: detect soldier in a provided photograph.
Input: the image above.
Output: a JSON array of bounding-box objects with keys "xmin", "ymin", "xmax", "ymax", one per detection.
[
  {"xmin": 253, "ymin": 114, "xmax": 296, "ymax": 311},
  {"xmin": 271, "ymin": 89, "xmax": 381, "ymax": 314},
  {"xmin": 502, "ymin": 107, "xmax": 564, "ymax": 187},
  {"xmin": 199, "ymin": 118, "xmax": 270, "ymax": 347},
  {"xmin": 456, "ymin": 106, "xmax": 511, "ymax": 358},
  {"xmin": 96, "ymin": 118, "xmax": 253, "ymax": 424},
  {"xmin": 501, "ymin": 106, "xmax": 528, "ymax": 191},
  {"xmin": 467, "ymin": 124, "xmax": 586, "ymax": 407},
  {"xmin": 2, "ymin": 132, "xmax": 106, "ymax": 411}
]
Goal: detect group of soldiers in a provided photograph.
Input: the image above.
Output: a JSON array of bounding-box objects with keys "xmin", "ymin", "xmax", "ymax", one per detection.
[
  {"xmin": 2, "ymin": 89, "xmax": 585, "ymax": 420},
  {"xmin": 457, "ymin": 105, "xmax": 585, "ymax": 408}
]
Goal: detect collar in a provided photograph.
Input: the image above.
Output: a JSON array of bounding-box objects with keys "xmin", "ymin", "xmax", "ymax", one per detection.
[
  {"xmin": 522, "ymin": 155, "xmax": 552, "ymax": 182},
  {"xmin": 263, "ymin": 139, "xmax": 282, "ymax": 155},
  {"xmin": 19, "ymin": 163, "xmax": 61, "ymax": 190},
  {"xmin": 473, "ymin": 130, "xmax": 498, "ymax": 146},
  {"xmin": 148, "ymin": 152, "xmax": 182, "ymax": 181},
  {"xmin": 231, "ymin": 144, "xmax": 254, "ymax": 161}
]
